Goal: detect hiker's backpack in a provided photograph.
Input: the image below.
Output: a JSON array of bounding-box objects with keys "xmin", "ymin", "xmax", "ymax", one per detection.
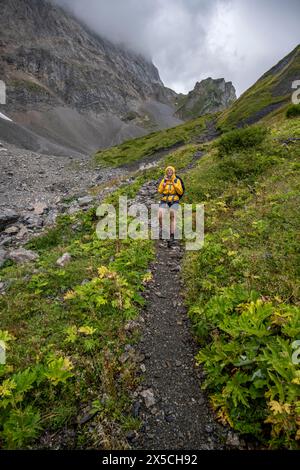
[{"xmin": 174, "ymin": 176, "xmax": 185, "ymax": 199}]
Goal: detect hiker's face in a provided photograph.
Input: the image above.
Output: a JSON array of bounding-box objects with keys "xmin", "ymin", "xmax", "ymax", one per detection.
[{"xmin": 167, "ymin": 169, "xmax": 173, "ymax": 178}]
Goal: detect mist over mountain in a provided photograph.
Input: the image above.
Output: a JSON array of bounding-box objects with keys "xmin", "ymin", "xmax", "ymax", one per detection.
[
  {"xmin": 0, "ymin": 0, "xmax": 182, "ymax": 154},
  {"xmin": 0, "ymin": 0, "xmax": 240, "ymax": 155},
  {"xmin": 53, "ymin": 0, "xmax": 300, "ymax": 96}
]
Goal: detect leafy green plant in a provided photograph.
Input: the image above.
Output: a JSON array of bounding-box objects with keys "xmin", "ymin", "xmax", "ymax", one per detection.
[
  {"xmin": 286, "ymin": 104, "xmax": 300, "ymax": 118},
  {"xmin": 0, "ymin": 356, "xmax": 74, "ymax": 448},
  {"xmin": 193, "ymin": 286, "xmax": 300, "ymax": 448},
  {"xmin": 64, "ymin": 266, "xmax": 135, "ymax": 314},
  {"xmin": 43, "ymin": 356, "xmax": 74, "ymax": 386},
  {"xmin": 2, "ymin": 406, "xmax": 42, "ymax": 449},
  {"xmin": 183, "ymin": 115, "xmax": 300, "ymax": 448},
  {"xmin": 217, "ymin": 125, "xmax": 268, "ymax": 157}
]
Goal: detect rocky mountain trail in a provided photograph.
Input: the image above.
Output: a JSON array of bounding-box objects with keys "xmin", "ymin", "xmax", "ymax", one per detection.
[
  {"xmin": 0, "ymin": 134, "xmax": 257, "ymax": 449},
  {"xmin": 127, "ymin": 176, "xmax": 247, "ymax": 450},
  {"xmin": 131, "ymin": 241, "xmax": 230, "ymax": 450}
]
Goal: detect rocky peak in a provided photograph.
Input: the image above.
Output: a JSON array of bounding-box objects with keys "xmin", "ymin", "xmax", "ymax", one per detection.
[{"xmin": 175, "ymin": 77, "xmax": 236, "ymax": 120}]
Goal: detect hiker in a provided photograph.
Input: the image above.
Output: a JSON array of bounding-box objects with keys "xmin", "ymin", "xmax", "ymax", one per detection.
[{"xmin": 158, "ymin": 165, "xmax": 183, "ymax": 247}]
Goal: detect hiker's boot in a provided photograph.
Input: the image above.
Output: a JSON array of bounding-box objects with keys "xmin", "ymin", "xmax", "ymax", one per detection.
[
  {"xmin": 167, "ymin": 233, "xmax": 175, "ymax": 248},
  {"xmin": 159, "ymin": 227, "xmax": 163, "ymax": 240}
]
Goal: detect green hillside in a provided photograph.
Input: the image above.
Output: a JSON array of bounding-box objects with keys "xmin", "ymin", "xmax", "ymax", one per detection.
[
  {"xmin": 94, "ymin": 114, "xmax": 209, "ymax": 167},
  {"xmin": 182, "ymin": 110, "xmax": 300, "ymax": 448}
]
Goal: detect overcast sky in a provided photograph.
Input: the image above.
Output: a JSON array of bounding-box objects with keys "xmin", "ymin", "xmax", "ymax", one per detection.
[{"xmin": 55, "ymin": 0, "xmax": 300, "ymax": 96}]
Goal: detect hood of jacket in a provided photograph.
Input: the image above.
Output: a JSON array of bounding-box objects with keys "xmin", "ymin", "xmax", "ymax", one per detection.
[{"xmin": 164, "ymin": 165, "xmax": 176, "ymax": 178}]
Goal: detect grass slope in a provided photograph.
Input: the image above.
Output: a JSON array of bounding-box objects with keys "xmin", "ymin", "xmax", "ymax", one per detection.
[
  {"xmin": 1, "ymin": 90, "xmax": 299, "ymax": 449},
  {"xmin": 0, "ymin": 141, "xmax": 199, "ymax": 449},
  {"xmin": 94, "ymin": 114, "xmax": 210, "ymax": 167},
  {"xmin": 217, "ymin": 44, "xmax": 300, "ymax": 130},
  {"xmin": 0, "ymin": 207, "xmax": 155, "ymax": 448},
  {"xmin": 182, "ymin": 111, "xmax": 300, "ymax": 448}
]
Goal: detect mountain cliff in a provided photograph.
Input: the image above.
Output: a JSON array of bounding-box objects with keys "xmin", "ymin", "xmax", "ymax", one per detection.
[
  {"xmin": 175, "ymin": 77, "xmax": 236, "ymax": 120},
  {"xmin": 0, "ymin": 0, "xmax": 182, "ymax": 154}
]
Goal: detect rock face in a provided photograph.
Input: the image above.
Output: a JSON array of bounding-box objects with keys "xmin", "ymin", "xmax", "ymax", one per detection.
[
  {"xmin": 1, "ymin": 0, "xmax": 164, "ymax": 115},
  {"xmin": 0, "ymin": 0, "xmax": 181, "ymax": 153},
  {"xmin": 0, "ymin": 209, "xmax": 19, "ymax": 231},
  {"xmin": 175, "ymin": 78, "xmax": 236, "ymax": 120}
]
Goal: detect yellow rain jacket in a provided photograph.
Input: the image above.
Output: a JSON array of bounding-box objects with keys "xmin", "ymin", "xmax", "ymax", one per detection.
[{"xmin": 158, "ymin": 166, "xmax": 183, "ymax": 203}]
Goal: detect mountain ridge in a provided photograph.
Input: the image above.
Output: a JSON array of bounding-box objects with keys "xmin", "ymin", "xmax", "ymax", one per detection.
[
  {"xmin": 218, "ymin": 43, "xmax": 300, "ymax": 129},
  {"xmin": 0, "ymin": 0, "xmax": 182, "ymax": 154},
  {"xmin": 175, "ymin": 77, "xmax": 236, "ymax": 120},
  {"xmin": 0, "ymin": 0, "xmax": 238, "ymax": 155}
]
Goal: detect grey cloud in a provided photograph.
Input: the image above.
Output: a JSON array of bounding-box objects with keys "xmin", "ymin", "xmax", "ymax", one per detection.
[{"xmin": 54, "ymin": 0, "xmax": 300, "ymax": 96}]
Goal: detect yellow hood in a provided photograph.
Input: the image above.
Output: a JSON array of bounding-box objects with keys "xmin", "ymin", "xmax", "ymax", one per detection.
[{"xmin": 165, "ymin": 165, "xmax": 176, "ymax": 177}]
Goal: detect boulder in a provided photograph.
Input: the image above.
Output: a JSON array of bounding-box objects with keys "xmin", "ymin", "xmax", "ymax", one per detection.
[
  {"xmin": 140, "ymin": 389, "xmax": 155, "ymax": 408},
  {"xmin": 78, "ymin": 196, "xmax": 94, "ymax": 207},
  {"xmin": 22, "ymin": 213, "xmax": 43, "ymax": 228},
  {"xmin": 0, "ymin": 248, "xmax": 7, "ymax": 267},
  {"xmin": 4, "ymin": 225, "xmax": 19, "ymax": 235},
  {"xmin": 7, "ymin": 248, "xmax": 39, "ymax": 264},
  {"xmin": 33, "ymin": 202, "xmax": 48, "ymax": 215},
  {"xmin": 15, "ymin": 225, "xmax": 28, "ymax": 240},
  {"xmin": 56, "ymin": 252, "xmax": 71, "ymax": 267},
  {"xmin": 0, "ymin": 209, "xmax": 19, "ymax": 231}
]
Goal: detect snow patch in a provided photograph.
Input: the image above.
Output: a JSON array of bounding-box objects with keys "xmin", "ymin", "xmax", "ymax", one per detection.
[{"xmin": 0, "ymin": 112, "xmax": 12, "ymax": 122}]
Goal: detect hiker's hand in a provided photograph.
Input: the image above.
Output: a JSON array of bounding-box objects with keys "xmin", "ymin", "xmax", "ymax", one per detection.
[{"xmin": 163, "ymin": 181, "xmax": 167, "ymax": 188}]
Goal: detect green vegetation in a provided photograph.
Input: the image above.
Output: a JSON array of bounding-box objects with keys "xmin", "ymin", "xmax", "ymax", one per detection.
[
  {"xmin": 214, "ymin": 125, "xmax": 275, "ymax": 183},
  {"xmin": 217, "ymin": 75, "xmax": 285, "ymax": 131},
  {"xmin": 10, "ymin": 79, "xmax": 48, "ymax": 93},
  {"xmin": 0, "ymin": 138, "xmax": 199, "ymax": 449},
  {"xmin": 217, "ymin": 125, "xmax": 268, "ymax": 157},
  {"xmin": 192, "ymin": 289, "xmax": 300, "ymax": 447},
  {"xmin": 0, "ymin": 203, "xmax": 154, "ymax": 448},
  {"xmin": 182, "ymin": 115, "xmax": 300, "ymax": 448},
  {"xmin": 94, "ymin": 115, "xmax": 209, "ymax": 167},
  {"xmin": 1, "ymin": 72, "xmax": 299, "ymax": 449},
  {"xmin": 177, "ymin": 81, "xmax": 230, "ymax": 120},
  {"xmin": 286, "ymin": 104, "xmax": 300, "ymax": 119}
]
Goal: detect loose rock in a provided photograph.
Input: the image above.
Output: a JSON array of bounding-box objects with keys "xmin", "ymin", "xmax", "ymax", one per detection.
[
  {"xmin": 78, "ymin": 196, "xmax": 94, "ymax": 206},
  {"xmin": 0, "ymin": 209, "xmax": 19, "ymax": 230},
  {"xmin": 7, "ymin": 248, "xmax": 39, "ymax": 264},
  {"xmin": 140, "ymin": 389, "xmax": 156, "ymax": 408},
  {"xmin": 56, "ymin": 252, "xmax": 71, "ymax": 267}
]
